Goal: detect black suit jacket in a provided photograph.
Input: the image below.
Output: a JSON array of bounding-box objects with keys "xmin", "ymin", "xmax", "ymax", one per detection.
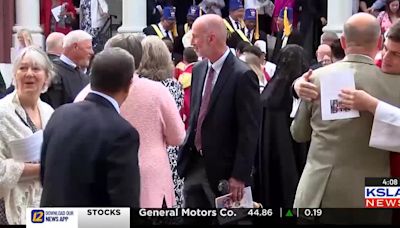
[
  {"xmin": 224, "ymin": 17, "xmax": 243, "ymax": 48},
  {"xmin": 40, "ymin": 93, "xmax": 140, "ymax": 207},
  {"xmin": 143, "ymin": 24, "xmax": 183, "ymax": 60},
  {"xmin": 271, "ymin": 30, "xmax": 304, "ymax": 63},
  {"xmin": 177, "ymin": 51, "xmax": 261, "ymax": 194},
  {"xmin": 143, "ymin": 24, "xmax": 168, "ymax": 38},
  {"xmin": 41, "ymin": 59, "xmax": 89, "ymax": 109}
]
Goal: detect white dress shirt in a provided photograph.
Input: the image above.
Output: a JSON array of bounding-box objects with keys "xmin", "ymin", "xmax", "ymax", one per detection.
[
  {"xmin": 244, "ymin": 27, "xmax": 254, "ymax": 41},
  {"xmin": 89, "ymin": 91, "xmax": 120, "ymax": 113},
  {"xmin": 264, "ymin": 61, "xmax": 276, "ymax": 78},
  {"xmin": 202, "ymin": 47, "xmax": 231, "ymax": 96},
  {"xmin": 229, "ymin": 16, "xmax": 241, "ymax": 30},
  {"xmin": 60, "ymin": 54, "xmax": 88, "ymax": 74},
  {"xmin": 60, "ymin": 54, "xmax": 77, "ymax": 69},
  {"xmin": 158, "ymin": 22, "xmax": 172, "ymax": 40}
]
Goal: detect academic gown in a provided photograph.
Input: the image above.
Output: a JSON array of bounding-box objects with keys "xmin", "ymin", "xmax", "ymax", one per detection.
[{"xmin": 253, "ymin": 76, "xmax": 308, "ymax": 209}]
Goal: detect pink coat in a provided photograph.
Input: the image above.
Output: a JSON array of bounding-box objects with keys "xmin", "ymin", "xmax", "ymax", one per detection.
[{"xmin": 120, "ymin": 75, "xmax": 185, "ymax": 208}]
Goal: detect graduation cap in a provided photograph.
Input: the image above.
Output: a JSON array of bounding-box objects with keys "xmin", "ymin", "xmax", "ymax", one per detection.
[
  {"xmin": 162, "ymin": 6, "xmax": 178, "ymax": 38},
  {"xmin": 278, "ymin": 7, "xmax": 293, "ymax": 23},
  {"xmin": 244, "ymin": 8, "xmax": 259, "ymax": 40},
  {"xmin": 244, "ymin": 8, "xmax": 257, "ymax": 21},
  {"xmin": 229, "ymin": 0, "xmax": 244, "ymax": 11},
  {"xmin": 163, "ymin": 6, "xmax": 176, "ymax": 21},
  {"xmin": 187, "ymin": 5, "xmax": 200, "ymax": 20}
]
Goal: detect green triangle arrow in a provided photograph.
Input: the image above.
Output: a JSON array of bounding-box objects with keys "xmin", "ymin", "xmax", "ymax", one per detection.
[{"xmin": 285, "ymin": 210, "xmax": 294, "ymax": 217}]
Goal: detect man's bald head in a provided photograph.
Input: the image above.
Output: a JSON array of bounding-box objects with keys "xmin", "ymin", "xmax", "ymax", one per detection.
[
  {"xmin": 343, "ymin": 13, "xmax": 381, "ymax": 49},
  {"xmin": 316, "ymin": 44, "xmax": 332, "ymax": 65},
  {"xmin": 317, "ymin": 44, "xmax": 331, "ymax": 53},
  {"xmin": 193, "ymin": 14, "xmax": 227, "ymax": 45},
  {"xmin": 191, "ymin": 14, "xmax": 228, "ymax": 61},
  {"xmin": 46, "ymin": 32, "xmax": 65, "ymax": 56}
]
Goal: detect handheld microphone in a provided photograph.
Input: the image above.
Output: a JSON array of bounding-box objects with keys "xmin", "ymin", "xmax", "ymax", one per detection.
[{"xmin": 218, "ymin": 179, "xmax": 230, "ymax": 195}]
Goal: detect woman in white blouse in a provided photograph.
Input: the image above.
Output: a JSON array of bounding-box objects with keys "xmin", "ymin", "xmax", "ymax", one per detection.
[{"xmin": 0, "ymin": 46, "xmax": 54, "ymax": 224}]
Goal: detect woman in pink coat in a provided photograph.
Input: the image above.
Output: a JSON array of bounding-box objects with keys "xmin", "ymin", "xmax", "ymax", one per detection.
[
  {"xmin": 121, "ymin": 36, "xmax": 186, "ymax": 208},
  {"xmin": 74, "ymin": 34, "xmax": 185, "ymax": 208}
]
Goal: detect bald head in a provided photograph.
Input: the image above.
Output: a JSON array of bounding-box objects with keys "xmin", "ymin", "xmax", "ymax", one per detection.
[
  {"xmin": 193, "ymin": 14, "xmax": 227, "ymax": 44},
  {"xmin": 317, "ymin": 44, "xmax": 331, "ymax": 53},
  {"xmin": 316, "ymin": 44, "xmax": 332, "ymax": 65},
  {"xmin": 46, "ymin": 32, "xmax": 65, "ymax": 56},
  {"xmin": 191, "ymin": 14, "xmax": 228, "ymax": 61},
  {"xmin": 343, "ymin": 13, "xmax": 381, "ymax": 49}
]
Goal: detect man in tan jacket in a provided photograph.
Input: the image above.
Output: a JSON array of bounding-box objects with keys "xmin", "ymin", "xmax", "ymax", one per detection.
[{"xmin": 291, "ymin": 13, "xmax": 400, "ymax": 224}]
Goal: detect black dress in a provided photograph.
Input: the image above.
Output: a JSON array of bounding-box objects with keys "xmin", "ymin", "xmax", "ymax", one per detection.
[{"xmin": 253, "ymin": 44, "xmax": 309, "ymax": 209}]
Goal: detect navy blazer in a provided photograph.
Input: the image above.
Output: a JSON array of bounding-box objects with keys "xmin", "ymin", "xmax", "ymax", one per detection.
[{"xmin": 40, "ymin": 93, "xmax": 140, "ymax": 207}]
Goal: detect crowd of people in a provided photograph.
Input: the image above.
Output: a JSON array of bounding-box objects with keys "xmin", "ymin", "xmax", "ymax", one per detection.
[{"xmin": 0, "ymin": 0, "xmax": 400, "ymax": 226}]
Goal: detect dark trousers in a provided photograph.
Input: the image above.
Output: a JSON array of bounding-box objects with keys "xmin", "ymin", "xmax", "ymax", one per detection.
[
  {"xmin": 182, "ymin": 151, "xmax": 255, "ymax": 225},
  {"xmin": 182, "ymin": 152, "xmax": 216, "ymax": 224},
  {"xmin": 183, "ymin": 152, "xmax": 215, "ymax": 209}
]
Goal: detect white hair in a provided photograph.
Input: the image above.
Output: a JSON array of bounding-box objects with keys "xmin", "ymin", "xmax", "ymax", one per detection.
[
  {"xmin": 12, "ymin": 46, "xmax": 55, "ymax": 93},
  {"xmin": 63, "ymin": 30, "xmax": 93, "ymax": 48}
]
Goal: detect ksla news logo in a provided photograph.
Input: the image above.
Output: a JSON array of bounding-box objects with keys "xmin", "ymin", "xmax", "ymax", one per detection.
[{"xmin": 31, "ymin": 210, "xmax": 45, "ymax": 223}]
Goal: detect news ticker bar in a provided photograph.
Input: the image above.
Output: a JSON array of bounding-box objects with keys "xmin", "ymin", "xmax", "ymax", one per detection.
[
  {"xmin": 133, "ymin": 208, "xmax": 398, "ymax": 220},
  {"xmin": 26, "ymin": 207, "xmax": 400, "ymax": 227},
  {"xmin": 365, "ymin": 177, "xmax": 400, "ymax": 186},
  {"xmin": 133, "ymin": 208, "xmax": 400, "ymax": 225}
]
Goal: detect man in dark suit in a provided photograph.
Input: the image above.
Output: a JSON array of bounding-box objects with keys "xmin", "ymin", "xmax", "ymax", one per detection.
[
  {"xmin": 178, "ymin": 14, "xmax": 261, "ymax": 210},
  {"xmin": 40, "ymin": 47, "xmax": 140, "ymax": 207},
  {"xmin": 178, "ymin": 5, "xmax": 200, "ymax": 35},
  {"xmin": 177, "ymin": 5, "xmax": 201, "ymax": 55},
  {"xmin": 271, "ymin": 7, "xmax": 304, "ymax": 63},
  {"xmin": 143, "ymin": 6, "xmax": 183, "ymax": 59},
  {"xmin": 224, "ymin": 0, "xmax": 246, "ymax": 48},
  {"xmin": 235, "ymin": 8, "xmax": 268, "ymax": 45},
  {"xmin": 297, "ymin": 0, "xmax": 327, "ymax": 62},
  {"xmin": 143, "ymin": 6, "xmax": 177, "ymax": 43},
  {"xmin": 41, "ymin": 30, "xmax": 93, "ymax": 109}
]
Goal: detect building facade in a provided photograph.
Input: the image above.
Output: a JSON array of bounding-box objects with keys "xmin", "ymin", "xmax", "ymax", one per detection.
[{"xmin": 0, "ymin": 0, "xmax": 353, "ymax": 64}]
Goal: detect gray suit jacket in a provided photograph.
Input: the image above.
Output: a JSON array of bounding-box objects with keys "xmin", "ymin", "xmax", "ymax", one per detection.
[{"xmin": 291, "ymin": 55, "xmax": 400, "ymax": 223}]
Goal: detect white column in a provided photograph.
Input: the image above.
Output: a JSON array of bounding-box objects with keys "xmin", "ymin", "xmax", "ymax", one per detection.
[
  {"xmin": 13, "ymin": 0, "xmax": 44, "ymax": 49},
  {"xmin": 323, "ymin": 0, "xmax": 353, "ymax": 36},
  {"xmin": 118, "ymin": 0, "xmax": 147, "ymax": 34}
]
